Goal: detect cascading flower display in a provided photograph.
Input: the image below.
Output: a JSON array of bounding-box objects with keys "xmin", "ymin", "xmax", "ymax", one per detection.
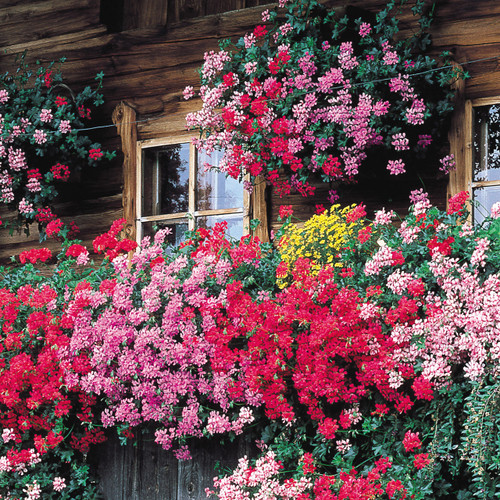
[
  {"xmin": 186, "ymin": 0, "xmax": 461, "ymax": 201},
  {"xmin": 60, "ymin": 225, "xmax": 264, "ymax": 457},
  {"xmin": 0, "ymin": 56, "xmax": 114, "ymax": 232},
  {"xmin": 2, "ymin": 189, "xmax": 500, "ymax": 497}
]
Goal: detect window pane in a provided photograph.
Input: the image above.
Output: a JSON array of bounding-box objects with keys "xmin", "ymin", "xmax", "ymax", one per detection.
[
  {"xmin": 197, "ymin": 214, "xmax": 244, "ymax": 240},
  {"xmin": 142, "ymin": 219, "xmax": 189, "ymax": 246},
  {"xmin": 142, "ymin": 144, "xmax": 190, "ymax": 216},
  {"xmin": 473, "ymin": 185, "xmax": 500, "ymax": 224},
  {"xmin": 473, "ymin": 104, "xmax": 500, "ymax": 182},
  {"xmin": 196, "ymin": 149, "xmax": 244, "ymax": 210}
]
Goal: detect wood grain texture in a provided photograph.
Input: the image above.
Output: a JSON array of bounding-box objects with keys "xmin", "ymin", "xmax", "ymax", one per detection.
[
  {"xmin": 0, "ymin": 0, "xmax": 100, "ymax": 47},
  {"xmin": 113, "ymin": 102, "xmax": 138, "ymax": 241},
  {"xmin": 252, "ymin": 176, "xmax": 270, "ymax": 242},
  {"xmin": 89, "ymin": 431, "xmax": 254, "ymax": 500},
  {"xmin": 447, "ymin": 64, "xmax": 468, "ymax": 200},
  {"xmin": 0, "ymin": 195, "xmax": 123, "ymax": 265},
  {"xmin": 123, "ymin": 0, "xmax": 168, "ymax": 29}
]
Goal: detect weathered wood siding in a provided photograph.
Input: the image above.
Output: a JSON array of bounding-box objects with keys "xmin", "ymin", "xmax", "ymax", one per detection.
[
  {"xmin": 0, "ymin": 1, "xmax": 273, "ymax": 262},
  {"xmin": 88, "ymin": 430, "xmax": 254, "ymax": 500}
]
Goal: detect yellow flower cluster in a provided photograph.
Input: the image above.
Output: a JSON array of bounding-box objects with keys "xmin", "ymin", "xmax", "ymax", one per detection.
[{"xmin": 277, "ymin": 204, "xmax": 368, "ymax": 286}]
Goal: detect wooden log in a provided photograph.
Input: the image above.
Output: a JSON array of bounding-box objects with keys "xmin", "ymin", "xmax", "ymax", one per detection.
[
  {"xmin": 1, "ymin": 0, "xmax": 497, "ymax": 120},
  {"xmin": 113, "ymin": 102, "xmax": 138, "ymax": 241},
  {"xmin": 205, "ymin": 0, "xmax": 246, "ymax": 16},
  {"xmin": 0, "ymin": 0, "xmax": 100, "ymax": 47},
  {"xmin": 137, "ymin": 99, "xmax": 203, "ymax": 139},
  {"xmin": 0, "ymin": 27, "xmax": 108, "ymax": 56},
  {"xmin": 123, "ymin": 0, "xmax": 168, "ymax": 30},
  {"xmin": 447, "ymin": 64, "xmax": 469, "ymax": 200},
  {"xmin": 169, "ymin": 0, "xmax": 205, "ymax": 23},
  {"xmin": 0, "ymin": 194, "xmax": 123, "ymax": 265},
  {"xmin": 252, "ymin": 176, "xmax": 270, "ymax": 243}
]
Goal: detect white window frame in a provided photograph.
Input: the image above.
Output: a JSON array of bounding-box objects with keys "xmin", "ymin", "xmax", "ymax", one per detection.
[{"xmin": 135, "ymin": 134, "xmax": 250, "ymax": 242}]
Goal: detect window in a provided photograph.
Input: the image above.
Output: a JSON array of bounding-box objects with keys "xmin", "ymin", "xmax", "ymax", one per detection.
[
  {"xmin": 136, "ymin": 136, "xmax": 249, "ymax": 244},
  {"xmin": 472, "ymin": 99, "xmax": 500, "ymax": 224}
]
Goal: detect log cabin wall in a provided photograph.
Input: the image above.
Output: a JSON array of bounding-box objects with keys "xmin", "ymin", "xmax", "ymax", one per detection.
[{"xmin": 0, "ymin": 0, "xmax": 498, "ymax": 256}]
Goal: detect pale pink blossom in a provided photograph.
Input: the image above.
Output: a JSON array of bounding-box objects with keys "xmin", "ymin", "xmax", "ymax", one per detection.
[
  {"xmin": 359, "ymin": 22, "xmax": 371, "ymax": 37},
  {"xmin": 374, "ymin": 208, "xmax": 395, "ymax": 225},
  {"xmin": 387, "ymin": 158, "xmax": 405, "ymax": 175},
  {"xmin": 439, "ymin": 154, "xmax": 456, "ymax": 173},
  {"xmin": 491, "ymin": 201, "xmax": 500, "ymax": 218},
  {"xmin": 53, "ymin": 477, "xmax": 66, "ymax": 492},
  {"xmin": 183, "ymin": 86, "xmax": 194, "ymax": 100},
  {"xmin": 8, "ymin": 147, "xmax": 27, "ymax": 171},
  {"xmin": 18, "ymin": 197, "xmax": 34, "ymax": 215},
  {"xmin": 391, "ymin": 132, "xmax": 410, "ymax": 151},
  {"xmin": 33, "ymin": 129, "xmax": 47, "ymax": 144},
  {"xmin": 59, "ymin": 120, "xmax": 72, "ymax": 134},
  {"xmin": 26, "ymin": 177, "xmax": 41, "ymax": 192},
  {"xmin": 39, "ymin": 108, "xmax": 53, "ymax": 122},
  {"xmin": 1, "ymin": 428, "xmax": 15, "ymax": 443},
  {"xmin": 406, "ymin": 98, "xmax": 426, "ymax": 125},
  {"xmin": 336, "ymin": 439, "xmax": 352, "ymax": 453}
]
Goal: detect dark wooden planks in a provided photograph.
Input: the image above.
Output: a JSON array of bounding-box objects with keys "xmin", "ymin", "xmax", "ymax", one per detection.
[
  {"xmin": 123, "ymin": 0, "xmax": 169, "ymax": 29},
  {"xmin": 0, "ymin": 0, "xmax": 100, "ymax": 47},
  {"xmin": 90, "ymin": 431, "xmax": 254, "ymax": 500},
  {"xmin": 113, "ymin": 102, "xmax": 138, "ymax": 241}
]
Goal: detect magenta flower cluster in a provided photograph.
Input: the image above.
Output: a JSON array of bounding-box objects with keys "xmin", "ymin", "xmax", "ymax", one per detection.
[
  {"xmin": 61, "ymin": 229, "xmax": 258, "ymax": 457},
  {"xmin": 185, "ymin": 0, "xmax": 460, "ymax": 200}
]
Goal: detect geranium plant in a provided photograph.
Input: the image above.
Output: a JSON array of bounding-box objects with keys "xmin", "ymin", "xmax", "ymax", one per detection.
[
  {"xmin": 2, "ymin": 194, "xmax": 500, "ymax": 497},
  {"xmin": 186, "ymin": 0, "xmax": 463, "ymax": 201},
  {"xmin": 0, "ymin": 54, "xmax": 114, "ymax": 233}
]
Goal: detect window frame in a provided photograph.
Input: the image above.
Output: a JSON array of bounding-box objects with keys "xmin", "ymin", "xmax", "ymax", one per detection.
[
  {"xmin": 135, "ymin": 134, "xmax": 250, "ymax": 242},
  {"xmin": 470, "ymin": 97, "xmax": 500, "ymax": 211},
  {"xmin": 453, "ymin": 96, "xmax": 500, "ymax": 222}
]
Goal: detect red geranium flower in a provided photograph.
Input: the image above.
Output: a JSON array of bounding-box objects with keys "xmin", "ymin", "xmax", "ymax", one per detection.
[{"xmin": 55, "ymin": 96, "xmax": 68, "ymax": 107}]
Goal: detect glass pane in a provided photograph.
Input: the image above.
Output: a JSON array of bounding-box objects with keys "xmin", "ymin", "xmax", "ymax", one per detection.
[
  {"xmin": 196, "ymin": 149, "xmax": 244, "ymax": 211},
  {"xmin": 142, "ymin": 144, "xmax": 190, "ymax": 216},
  {"xmin": 473, "ymin": 104, "xmax": 500, "ymax": 182},
  {"xmin": 141, "ymin": 219, "xmax": 189, "ymax": 247},
  {"xmin": 196, "ymin": 214, "xmax": 244, "ymax": 241},
  {"xmin": 473, "ymin": 185, "xmax": 500, "ymax": 224}
]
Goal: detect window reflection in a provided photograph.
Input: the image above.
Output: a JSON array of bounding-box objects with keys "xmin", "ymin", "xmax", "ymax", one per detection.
[
  {"xmin": 142, "ymin": 144, "xmax": 190, "ymax": 216},
  {"xmin": 197, "ymin": 214, "xmax": 244, "ymax": 241},
  {"xmin": 473, "ymin": 185, "xmax": 500, "ymax": 224},
  {"xmin": 473, "ymin": 104, "xmax": 500, "ymax": 182},
  {"xmin": 142, "ymin": 220, "xmax": 189, "ymax": 246},
  {"xmin": 196, "ymin": 150, "xmax": 243, "ymax": 211},
  {"xmin": 138, "ymin": 141, "xmax": 246, "ymax": 243}
]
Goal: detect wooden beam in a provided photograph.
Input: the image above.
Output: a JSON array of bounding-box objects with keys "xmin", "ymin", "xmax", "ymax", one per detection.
[
  {"xmin": 447, "ymin": 64, "xmax": 467, "ymax": 201},
  {"xmin": 0, "ymin": 0, "xmax": 100, "ymax": 47},
  {"xmin": 112, "ymin": 102, "xmax": 138, "ymax": 241},
  {"xmin": 252, "ymin": 176, "xmax": 269, "ymax": 243}
]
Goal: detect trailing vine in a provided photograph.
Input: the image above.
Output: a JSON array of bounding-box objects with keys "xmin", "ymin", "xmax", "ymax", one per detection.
[
  {"xmin": 185, "ymin": 0, "xmax": 464, "ymax": 201},
  {"xmin": 0, "ymin": 54, "xmax": 115, "ymax": 234}
]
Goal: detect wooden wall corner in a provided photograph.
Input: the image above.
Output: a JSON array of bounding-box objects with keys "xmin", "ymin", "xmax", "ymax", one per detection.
[
  {"xmin": 447, "ymin": 64, "xmax": 470, "ymax": 204},
  {"xmin": 112, "ymin": 102, "xmax": 138, "ymax": 241},
  {"xmin": 251, "ymin": 175, "xmax": 269, "ymax": 243}
]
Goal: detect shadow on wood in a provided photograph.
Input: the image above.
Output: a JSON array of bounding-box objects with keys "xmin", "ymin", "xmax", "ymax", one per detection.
[{"xmin": 89, "ymin": 429, "xmax": 254, "ymax": 499}]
